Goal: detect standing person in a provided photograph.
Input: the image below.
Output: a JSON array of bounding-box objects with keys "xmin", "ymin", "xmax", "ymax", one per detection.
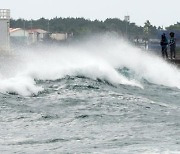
[
  {"xmin": 160, "ymin": 33, "xmax": 168, "ymax": 59},
  {"xmin": 169, "ymin": 32, "xmax": 176, "ymax": 59}
]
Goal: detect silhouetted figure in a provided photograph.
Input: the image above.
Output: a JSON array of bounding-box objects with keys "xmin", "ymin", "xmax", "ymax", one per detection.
[
  {"xmin": 169, "ymin": 32, "xmax": 176, "ymax": 59},
  {"xmin": 160, "ymin": 33, "xmax": 168, "ymax": 59}
]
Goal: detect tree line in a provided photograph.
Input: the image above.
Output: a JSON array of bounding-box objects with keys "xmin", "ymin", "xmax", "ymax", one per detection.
[{"xmin": 10, "ymin": 17, "xmax": 180, "ymax": 39}]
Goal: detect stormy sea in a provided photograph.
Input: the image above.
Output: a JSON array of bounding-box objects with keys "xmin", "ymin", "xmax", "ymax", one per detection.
[{"xmin": 0, "ymin": 35, "xmax": 180, "ymax": 154}]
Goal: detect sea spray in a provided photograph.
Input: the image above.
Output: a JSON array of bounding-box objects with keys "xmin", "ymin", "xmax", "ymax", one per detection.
[
  {"xmin": 0, "ymin": 34, "xmax": 180, "ymax": 96},
  {"xmin": 93, "ymin": 37, "xmax": 180, "ymax": 88}
]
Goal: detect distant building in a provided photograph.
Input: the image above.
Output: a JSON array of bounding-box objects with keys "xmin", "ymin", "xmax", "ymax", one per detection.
[
  {"xmin": 50, "ymin": 33, "xmax": 68, "ymax": 41},
  {"xmin": 28, "ymin": 29, "xmax": 47, "ymax": 44},
  {"xmin": 9, "ymin": 27, "xmax": 73, "ymax": 46},
  {"xmin": 148, "ymin": 39, "xmax": 161, "ymax": 51},
  {"xmin": 9, "ymin": 28, "xmax": 48, "ymax": 46},
  {"xmin": 10, "ymin": 28, "xmax": 29, "ymax": 46},
  {"xmin": 0, "ymin": 9, "xmax": 10, "ymax": 52},
  {"xmin": 50, "ymin": 33, "xmax": 73, "ymax": 41}
]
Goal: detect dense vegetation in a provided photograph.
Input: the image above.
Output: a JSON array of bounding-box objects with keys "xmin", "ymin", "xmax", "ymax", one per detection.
[
  {"xmin": 166, "ymin": 22, "xmax": 180, "ymax": 31},
  {"xmin": 10, "ymin": 17, "xmax": 179, "ymax": 39}
]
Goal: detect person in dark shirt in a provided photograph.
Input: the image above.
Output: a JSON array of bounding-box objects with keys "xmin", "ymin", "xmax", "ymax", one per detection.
[
  {"xmin": 160, "ymin": 33, "xmax": 168, "ymax": 59},
  {"xmin": 169, "ymin": 32, "xmax": 176, "ymax": 59}
]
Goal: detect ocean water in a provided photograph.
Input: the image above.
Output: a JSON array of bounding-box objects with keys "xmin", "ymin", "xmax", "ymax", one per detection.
[{"xmin": 0, "ymin": 35, "xmax": 180, "ymax": 154}]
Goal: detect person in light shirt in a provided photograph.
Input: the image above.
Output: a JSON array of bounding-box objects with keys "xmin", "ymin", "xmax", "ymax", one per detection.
[{"xmin": 169, "ymin": 32, "xmax": 176, "ymax": 59}]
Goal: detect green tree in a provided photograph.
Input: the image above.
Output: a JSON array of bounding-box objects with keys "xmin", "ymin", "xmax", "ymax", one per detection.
[
  {"xmin": 166, "ymin": 22, "xmax": 180, "ymax": 31},
  {"xmin": 10, "ymin": 17, "xmax": 158, "ymax": 39}
]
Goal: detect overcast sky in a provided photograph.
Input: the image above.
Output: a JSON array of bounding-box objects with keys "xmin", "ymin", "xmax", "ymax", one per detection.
[{"xmin": 1, "ymin": 0, "xmax": 180, "ymax": 27}]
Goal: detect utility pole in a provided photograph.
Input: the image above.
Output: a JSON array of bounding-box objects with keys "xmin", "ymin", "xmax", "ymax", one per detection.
[
  {"xmin": 124, "ymin": 15, "xmax": 130, "ymax": 37},
  {"xmin": 30, "ymin": 19, "xmax": 33, "ymax": 32},
  {"xmin": 23, "ymin": 19, "xmax": 26, "ymax": 37},
  {"xmin": 47, "ymin": 20, "xmax": 50, "ymax": 32},
  {"xmin": 30, "ymin": 19, "xmax": 33, "ymax": 43}
]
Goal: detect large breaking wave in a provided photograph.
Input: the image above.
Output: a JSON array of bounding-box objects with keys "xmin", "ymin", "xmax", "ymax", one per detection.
[{"xmin": 0, "ymin": 34, "xmax": 180, "ymax": 96}]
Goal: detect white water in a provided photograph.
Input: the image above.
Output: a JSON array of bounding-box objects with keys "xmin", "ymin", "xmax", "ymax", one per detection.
[{"xmin": 0, "ymin": 34, "xmax": 180, "ymax": 96}]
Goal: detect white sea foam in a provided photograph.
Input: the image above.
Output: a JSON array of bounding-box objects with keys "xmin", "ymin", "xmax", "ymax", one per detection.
[{"xmin": 0, "ymin": 34, "xmax": 180, "ymax": 96}]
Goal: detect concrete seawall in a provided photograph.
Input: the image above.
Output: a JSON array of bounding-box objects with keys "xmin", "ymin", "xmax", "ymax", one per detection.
[{"xmin": 168, "ymin": 59, "xmax": 180, "ymax": 66}]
